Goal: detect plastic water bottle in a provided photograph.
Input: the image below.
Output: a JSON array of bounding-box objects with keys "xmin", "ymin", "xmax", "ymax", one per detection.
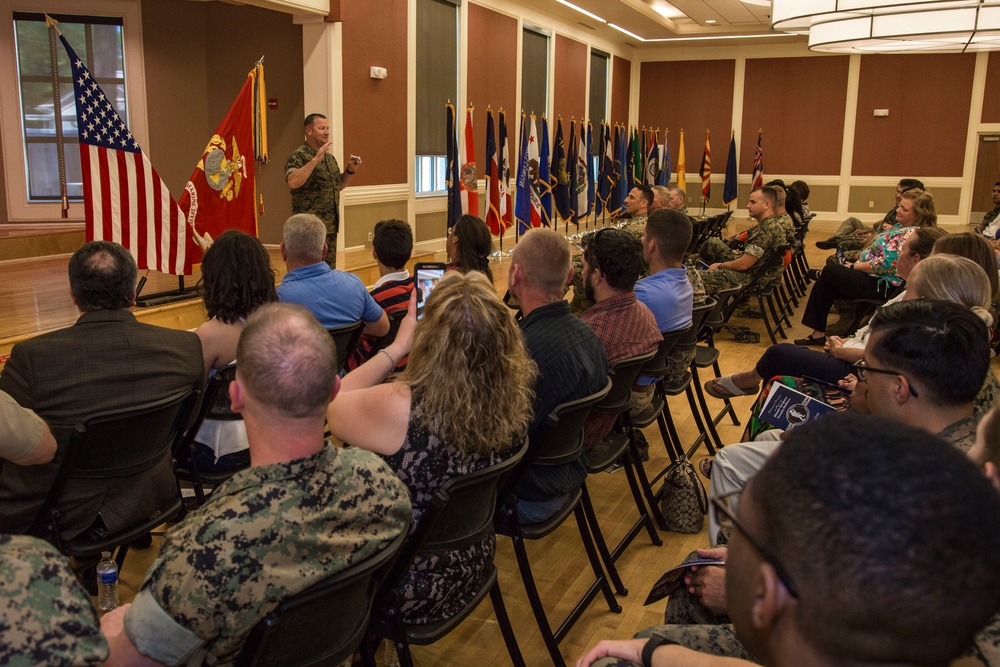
[{"xmin": 96, "ymin": 551, "xmax": 119, "ymax": 612}]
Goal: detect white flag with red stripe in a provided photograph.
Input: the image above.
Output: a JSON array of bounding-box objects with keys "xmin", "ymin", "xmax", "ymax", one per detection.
[{"xmin": 461, "ymin": 106, "xmax": 479, "ymax": 216}]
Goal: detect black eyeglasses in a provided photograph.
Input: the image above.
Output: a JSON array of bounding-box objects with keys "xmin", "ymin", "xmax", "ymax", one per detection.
[
  {"xmin": 710, "ymin": 491, "xmax": 800, "ymax": 599},
  {"xmin": 852, "ymin": 360, "xmax": 919, "ymax": 398}
]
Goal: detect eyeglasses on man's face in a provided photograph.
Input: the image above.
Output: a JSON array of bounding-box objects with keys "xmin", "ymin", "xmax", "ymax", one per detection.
[
  {"xmin": 710, "ymin": 491, "xmax": 800, "ymax": 599},
  {"xmin": 852, "ymin": 360, "xmax": 919, "ymax": 398}
]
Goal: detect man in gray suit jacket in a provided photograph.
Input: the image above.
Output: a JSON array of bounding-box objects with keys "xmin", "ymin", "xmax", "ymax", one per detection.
[{"xmin": 0, "ymin": 241, "xmax": 203, "ymax": 540}]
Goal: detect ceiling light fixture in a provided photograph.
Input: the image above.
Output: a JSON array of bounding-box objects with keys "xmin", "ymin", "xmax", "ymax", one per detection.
[
  {"xmin": 554, "ymin": 0, "xmax": 607, "ymax": 24},
  {"xmin": 643, "ymin": 33, "xmax": 791, "ymax": 42},
  {"xmin": 608, "ymin": 22, "xmax": 646, "ymax": 41},
  {"xmin": 772, "ymin": 0, "xmax": 1000, "ymax": 53},
  {"xmin": 653, "ymin": 1, "xmax": 686, "ymax": 18},
  {"xmin": 705, "ymin": 19, "xmax": 718, "ymax": 24}
]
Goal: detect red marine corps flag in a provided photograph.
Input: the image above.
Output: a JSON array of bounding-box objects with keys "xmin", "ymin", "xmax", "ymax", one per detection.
[{"xmin": 179, "ymin": 62, "xmax": 269, "ymax": 263}]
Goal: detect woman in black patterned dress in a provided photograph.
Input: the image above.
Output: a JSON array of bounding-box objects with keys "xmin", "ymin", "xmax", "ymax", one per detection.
[{"xmin": 327, "ymin": 271, "xmax": 536, "ymax": 623}]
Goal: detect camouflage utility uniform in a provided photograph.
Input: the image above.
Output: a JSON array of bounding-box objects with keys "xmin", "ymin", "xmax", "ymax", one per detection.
[
  {"xmin": 0, "ymin": 534, "xmax": 108, "ymax": 666},
  {"xmin": 285, "ymin": 144, "xmax": 343, "ymax": 268},
  {"xmin": 695, "ymin": 215, "xmax": 786, "ymax": 295},
  {"xmin": 123, "ymin": 445, "xmax": 410, "ymax": 666}
]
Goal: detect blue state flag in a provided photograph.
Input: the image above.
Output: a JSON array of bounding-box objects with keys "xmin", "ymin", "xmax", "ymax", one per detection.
[{"xmin": 446, "ymin": 103, "xmax": 462, "ymax": 229}]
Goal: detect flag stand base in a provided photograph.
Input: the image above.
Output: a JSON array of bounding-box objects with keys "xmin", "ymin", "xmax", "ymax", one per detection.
[
  {"xmin": 135, "ymin": 276, "xmax": 199, "ymax": 308},
  {"xmin": 489, "ymin": 249, "xmax": 511, "ymax": 261}
]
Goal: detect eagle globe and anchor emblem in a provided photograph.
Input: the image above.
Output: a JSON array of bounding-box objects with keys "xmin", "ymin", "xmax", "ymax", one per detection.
[{"xmin": 185, "ymin": 134, "xmax": 248, "ymax": 250}]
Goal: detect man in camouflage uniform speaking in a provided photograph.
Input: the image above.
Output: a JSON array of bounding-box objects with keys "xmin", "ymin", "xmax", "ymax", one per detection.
[
  {"xmin": 694, "ymin": 186, "xmax": 785, "ymax": 296},
  {"xmin": 286, "ymin": 113, "xmax": 362, "ymax": 269},
  {"xmin": 100, "ymin": 303, "xmax": 410, "ymax": 666}
]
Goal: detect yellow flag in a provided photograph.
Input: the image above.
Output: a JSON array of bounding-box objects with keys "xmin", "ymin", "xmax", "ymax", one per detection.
[{"xmin": 676, "ymin": 129, "xmax": 687, "ymax": 192}]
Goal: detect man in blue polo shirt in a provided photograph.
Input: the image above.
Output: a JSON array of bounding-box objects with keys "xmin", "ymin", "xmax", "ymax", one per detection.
[
  {"xmin": 277, "ymin": 213, "xmax": 389, "ymax": 336},
  {"xmin": 631, "ymin": 209, "xmax": 700, "ymax": 416}
]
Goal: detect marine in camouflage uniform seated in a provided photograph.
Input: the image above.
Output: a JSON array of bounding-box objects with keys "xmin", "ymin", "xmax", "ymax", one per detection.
[
  {"xmin": 693, "ymin": 187, "xmax": 786, "ymax": 296},
  {"xmin": 102, "ymin": 304, "xmax": 411, "ymax": 667},
  {"xmin": 0, "ymin": 534, "xmax": 108, "ymax": 667}
]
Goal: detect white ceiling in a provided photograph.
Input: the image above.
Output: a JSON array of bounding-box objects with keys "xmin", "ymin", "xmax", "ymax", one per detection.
[{"xmin": 510, "ymin": 0, "xmax": 803, "ymax": 48}]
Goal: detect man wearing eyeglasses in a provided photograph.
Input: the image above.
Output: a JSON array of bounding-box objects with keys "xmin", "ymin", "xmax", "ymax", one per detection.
[
  {"xmin": 576, "ymin": 413, "xmax": 1000, "ymax": 667},
  {"xmin": 576, "ymin": 299, "xmax": 994, "ymax": 666}
]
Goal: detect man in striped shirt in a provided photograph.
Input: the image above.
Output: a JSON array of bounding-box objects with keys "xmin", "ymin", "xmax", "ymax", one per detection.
[{"xmin": 346, "ymin": 219, "xmax": 415, "ymax": 372}]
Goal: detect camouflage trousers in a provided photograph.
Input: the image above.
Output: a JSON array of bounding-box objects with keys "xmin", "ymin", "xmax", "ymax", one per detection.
[
  {"xmin": 325, "ymin": 231, "xmax": 338, "ymax": 269},
  {"xmin": 588, "ymin": 586, "xmax": 758, "ymax": 666},
  {"xmin": 690, "ymin": 239, "xmax": 752, "ymax": 296},
  {"xmin": 569, "ymin": 253, "xmax": 595, "ymax": 314}
]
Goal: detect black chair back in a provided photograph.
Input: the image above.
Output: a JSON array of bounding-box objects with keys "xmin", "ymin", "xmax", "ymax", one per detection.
[
  {"xmin": 593, "ymin": 350, "xmax": 656, "ymax": 416},
  {"xmin": 367, "ymin": 309, "xmax": 408, "ymax": 359},
  {"xmin": 327, "ymin": 321, "xmax": 365, "ymax": 372},
  {"xmin": 499, "ymin": 380, "xmax": 612, "ymax": 505},
  {"xmin": 701, "ymin": 286, "xmax": 741, "ymax": 336},
  {"xmin": 635, "ymin": 325, "xmax": 689, "ymax": 381},
  {"xmin": 237, "ymin": 526, "xmax": 410, "ymax": 667},
  {"xmin": 29, "ymin": 386, "xmax": 200, "ymax": 550},
  {"xmin": 380, "ymin": 439, "xmax": 529, "ymax": 592}
]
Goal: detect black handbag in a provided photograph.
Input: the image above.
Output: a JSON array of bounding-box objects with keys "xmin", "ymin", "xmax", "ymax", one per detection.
[{"xmin": 657, "ymin": 456, "xmax": 709, "ymax": 534}]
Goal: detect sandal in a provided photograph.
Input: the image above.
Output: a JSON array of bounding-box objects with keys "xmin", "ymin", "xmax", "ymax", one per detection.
[
  {"xmin": 699, "ymin": 457, "xmax": 714, "ymax": 478},
  {"xmin": 705, "ymin": 375, "xmax": 759, "ymax": 399}
]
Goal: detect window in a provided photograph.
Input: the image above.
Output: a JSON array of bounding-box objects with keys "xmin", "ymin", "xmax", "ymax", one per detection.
[
  {"xmin": 414, "ymin": 0, "xmax": 457, "ymax": 195},
  {"xmin": 0, "ymin": 0, "xmax": 146, "ymax": 222},
  {"xmin": 588, "ymin": 49, "xmax": 608, "ymax": 173},
  {"xmin": 520, "ymin": 26, "xmax": 549, "ymax": 122},
  {"xmin": 13, "ymin": 12, "xmax": 126, "ymax": 202}
]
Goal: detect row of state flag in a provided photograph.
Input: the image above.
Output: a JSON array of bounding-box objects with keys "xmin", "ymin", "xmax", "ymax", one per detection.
[{"xmin": 446, "ymin": 103, "xmax": 764, "ymax": 236}]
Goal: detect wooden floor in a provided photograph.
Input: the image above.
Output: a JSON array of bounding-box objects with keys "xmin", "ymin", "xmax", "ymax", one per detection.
[{"xmin": 10, "ymin": 217, "xmax": 983, "ymax": 664}]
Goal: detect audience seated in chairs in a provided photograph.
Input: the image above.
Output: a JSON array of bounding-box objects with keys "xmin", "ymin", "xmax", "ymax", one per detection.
[
  {"xmin": 277, "ymin": 212, "xmax": 389, "ymax": 335},
  {"xmin": 327, "ymin": 272, "xmax": 535, "ymax": 625},
  {"xmin": 0, "ymin": 240, "xmax": 203, "ymax": 541},
  {"xmin": 576, "ymin": 412, "xmax": 1000, "ymax": 667},
  {"xmin": 815, "ymin": 178, "xmax": 924, "ymax": 250},
  {"xmin": 704, "ymin": 226, "xmax": 948, "ymax": 397},
  {"xmin": 190, "ymin": 229, "xmax": 277, "ymax": 474},
  {"xmin": 346, "ymin": 218, "xmax": 416, "ymax": 372},
  {"xmin": 795, "ymin": 188, "xmax": 937, "ymax": 346},
  {"xmin": 100, "ymin": 302, "xmax": 410, "ymax": 666},
  {"xmin": 446, "ymin": 214, "xmax": 494, "ymax": 283},
  {"xmin": 705, "ymin": 294, "xmax": 994, "ymax": 543}
]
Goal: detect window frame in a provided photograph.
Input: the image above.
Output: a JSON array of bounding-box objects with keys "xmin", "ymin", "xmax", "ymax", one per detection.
[{"xmin": 0, "ymin": 0, "xmax": 148, "ymax": 223}]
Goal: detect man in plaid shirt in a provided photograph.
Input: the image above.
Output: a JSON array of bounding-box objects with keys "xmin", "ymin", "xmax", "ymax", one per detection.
[{"xmin": 580, "ymin": 228, "xmax": 662, "ymax": 451}]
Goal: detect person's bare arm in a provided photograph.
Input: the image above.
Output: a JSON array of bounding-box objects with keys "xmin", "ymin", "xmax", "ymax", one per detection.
[
  {"xmin": 576, "ymin": 638, "xmax": 755, "ymax": 667},
  {"xmin": 710, "ymin": 252, "xmax": 758, "ymax": 273},
  {"xmin": 101, "ymin": 605, "xmax": 167, "ymax": 667},
  {"xmin": 286, "ymin": 142, "xmax": 333, "ymax": 190},
  {"xmin": 339, "ymin": 155, "xmax": 362, "ymax": 190},
  {"xmin": 363, "ymin": 310, "xmax": 390, "ymax": 337}
]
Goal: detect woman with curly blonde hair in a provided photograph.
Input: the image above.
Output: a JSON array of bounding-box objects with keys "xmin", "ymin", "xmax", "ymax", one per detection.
[{"xmin": 327, "ymin": 270, "xmax": 536, "ymax": 624}]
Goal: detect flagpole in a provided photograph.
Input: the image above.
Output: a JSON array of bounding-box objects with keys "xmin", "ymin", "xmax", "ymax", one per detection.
[{"xmin": 45, "ymin": 15, "xmax": 69, "ymax": 219}]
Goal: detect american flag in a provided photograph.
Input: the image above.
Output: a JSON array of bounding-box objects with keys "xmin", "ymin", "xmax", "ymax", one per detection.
[
  {"xmin": 751, "ymin": 130, "xmax": 764, "ymax": 190},
  {"xmin": 61, "ymin": 34, "xmax": 190, "ymax": 275}
]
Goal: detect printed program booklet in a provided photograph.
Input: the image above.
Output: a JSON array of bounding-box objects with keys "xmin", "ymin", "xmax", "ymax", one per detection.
[{"xmin": 759, "ymin": 383, "xmax": 838, "ymax": 431}]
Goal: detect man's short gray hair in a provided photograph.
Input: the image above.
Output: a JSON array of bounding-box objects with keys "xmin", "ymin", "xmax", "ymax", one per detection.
[{"xmin": 283, "ymin": 214, "xmax": 326, "ymax": 264}]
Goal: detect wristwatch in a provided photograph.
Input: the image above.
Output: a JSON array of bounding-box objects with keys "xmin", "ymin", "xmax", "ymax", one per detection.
[{"xmin": 642, "ymin": 636, "xmax": 679, "ymax": 667}]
